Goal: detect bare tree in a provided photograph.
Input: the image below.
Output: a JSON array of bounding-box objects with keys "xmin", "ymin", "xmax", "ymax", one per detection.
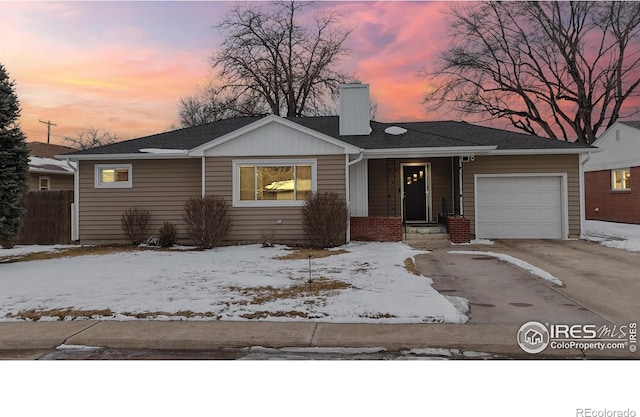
[
  {"xmin": 178, "ymin": 82, "xmax": 267, "ymax": 128},
  {"xmin": 422, "ymin": 1, "xmax": 640, "ymax": 144},
  {"xmin": 208, "ymin": 0, "xmax": 353, "ymax": 119},
  {"xmin": 63, "ymin": 127, "xmax": 123, "ymax": 150}
]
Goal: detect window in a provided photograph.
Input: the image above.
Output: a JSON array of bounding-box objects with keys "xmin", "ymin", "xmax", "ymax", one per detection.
[
  {"xmin": 39, "ymin": 176, "xmax": 50, "ymax": 191},
  {"xmin": 612, "ymin": 168, "xmax": 631, "ymax": 191},
  {"xmin": 233, "ymin": 160, "xmax": 316, "ymax": 207},
  {"xmin": 95, "ymin": 164, "xmax": 132, "ymax": 188}
]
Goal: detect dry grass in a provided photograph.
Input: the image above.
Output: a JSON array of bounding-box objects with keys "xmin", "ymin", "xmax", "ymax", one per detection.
[
  {"xmin": 0, "ymin": 245, "xmax": 202, "ymax": 263},
  {"xmin": 240, "ymin": 310, "xmax": 310, "ymax": 319},
  {"xmin": 275, "ymin": 248, "xmax": 348, "ymax": 260},
  {"xmin": 229, "ymin": 277, "xmax": 352, "ymax": 305},
  {"xmin": 404, "ymin": 258, "xmax": 422, "ymax": 276},
  {"xmin": 5, "ymin": 308, "xmax": 225, "ymax": 321},
  {"xmin": 121, "ymin": 311, "xmax": 220, "ymax": 319},
  {"xmin": 6, "ymin": 308, "xmax": 114, "ymax": 321},
  {"xmin": 359, "ymin": 312, "xmax": 397, "ymax": 319}
]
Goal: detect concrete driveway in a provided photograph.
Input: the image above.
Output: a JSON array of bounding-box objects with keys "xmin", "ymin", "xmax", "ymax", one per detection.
[{"xmin": 411, "ymin": 238, "xmax": 640, "ymax": 326}]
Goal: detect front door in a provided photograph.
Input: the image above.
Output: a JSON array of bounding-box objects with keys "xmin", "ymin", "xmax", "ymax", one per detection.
[{"xmin": 403, "ymin": 164, "xmax": 428, "ymax": 223}]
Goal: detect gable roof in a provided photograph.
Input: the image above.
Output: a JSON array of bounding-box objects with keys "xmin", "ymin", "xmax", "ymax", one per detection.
[
  {"xmin": 189, "ymin": 115, "xmax": 361, "ymax": 156},
  {"xmin": 27, "ymin": 141, "xmax": 76, "ymax": 158},
  {"xmin": 292, "ymin": 117, "xmax": 592, "ymax": 152},
  {"xmin": 27, "ymin": 142, "xmax": 77, "ymax": 174},
  {"xmin": 66, "ymin": 117, "xmax": 262, "ymax": 156},
  {"xmin": 63, "ymin": 115, "xmax": 593, "ymax": 160},
  {"xmin": 618, "ymin": 120, "xmax": 640, "ymax": 130}
]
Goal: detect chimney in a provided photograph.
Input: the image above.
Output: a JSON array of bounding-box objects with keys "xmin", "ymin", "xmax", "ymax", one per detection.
[{"xmin": 339, "ymin": 82, "xmax": 371, "ymax": 136}]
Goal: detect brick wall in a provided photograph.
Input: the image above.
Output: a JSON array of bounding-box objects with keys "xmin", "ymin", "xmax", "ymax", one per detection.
[
  {"xmin": 447, "ymin": 216, "xmax": 471, "ymax": 243},
  {"xmin": 585, "ymin": 167, "xmax": 640, "ymax": 224},
  {"xmin": 350, "ymin": 216, "xmax": 403, "ymax": 242}
]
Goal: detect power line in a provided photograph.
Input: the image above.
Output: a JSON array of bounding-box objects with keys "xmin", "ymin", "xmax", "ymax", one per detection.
[{"xmin": 38, "ymin": 119, "xmax": 57, "ymax": 144}]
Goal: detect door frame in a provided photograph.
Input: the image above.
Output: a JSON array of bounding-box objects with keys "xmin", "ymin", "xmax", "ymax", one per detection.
[{"xmin": 400, "ymin": 162, "xmax": 432, "ymax": 223}]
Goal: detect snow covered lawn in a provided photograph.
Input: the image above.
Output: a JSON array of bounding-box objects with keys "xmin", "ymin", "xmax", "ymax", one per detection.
[
  {"xmin": 0, "ymin": 242, "xmax": 468, "ymax": 324},
  {"xmin": 583, "ymin": 220, "xmax": 640, "ymax": 252}
]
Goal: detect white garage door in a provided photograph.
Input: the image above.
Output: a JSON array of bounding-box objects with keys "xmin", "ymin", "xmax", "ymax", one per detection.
[{"xmin": 476, "ymin": 176, "xmax": 563, "ymax": 239}]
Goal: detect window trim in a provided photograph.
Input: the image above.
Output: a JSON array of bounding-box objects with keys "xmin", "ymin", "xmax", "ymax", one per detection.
[
  {"xmin": 39, "ymin": 176, "xmax": 50, "ymax": 191},
  {"xmin": 232, "ymin": 159, "xmax": 317, "ymax": 207},
  {"xmin": 611, "ymin": 168, "xmax": 631, "ymax": 191},
  {"xmin": 95, "ymin": 164, "xmax": 133, "ymax": 189}
]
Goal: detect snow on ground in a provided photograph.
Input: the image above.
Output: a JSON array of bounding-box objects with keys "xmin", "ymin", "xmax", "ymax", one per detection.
[
  {"xmin": 448, "ymin": 251, "xmax": 564, "ymax": 286},
  {"xmin": 583, "ymin": 220, "xmax": 640, "ymax": 252},
  {"xmin": 0, "ymin": 244, "xmax": 80, "ymax": 258},
  {"xmin": 0, "ymin": 242, "xmax": 468, "ymax": 324}
]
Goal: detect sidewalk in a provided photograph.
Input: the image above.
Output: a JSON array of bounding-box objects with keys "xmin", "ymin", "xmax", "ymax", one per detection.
[{"xmin": 1, "ymin": 321, "xmax": 636, "ymax": 359}]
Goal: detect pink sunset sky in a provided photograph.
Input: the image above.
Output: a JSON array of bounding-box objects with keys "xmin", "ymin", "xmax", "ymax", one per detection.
[
  {"xmin": 3, "ymin": 1, "xmax": 638, "ymax": 146},
  {"xmin": 1, "ymin": 1, "xmax": 465, "ymax": 145}
]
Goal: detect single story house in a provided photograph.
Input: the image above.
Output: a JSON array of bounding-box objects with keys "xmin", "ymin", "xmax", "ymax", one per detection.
[
  {"xmin": 27, "ymin": 142, "xmax": 76, "ymax": 191},
  {"xmin": 61, "ymin": 83, "xmax": 594, "ymax": 245},
  {"xmin": 584, "ymin": 121, "xmax": 640, "ymax": 224}
]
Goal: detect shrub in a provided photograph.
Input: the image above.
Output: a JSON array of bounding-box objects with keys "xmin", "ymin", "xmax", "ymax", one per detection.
[
  {"xmin": 158, "ymin": 221, "xmax": 178, "ymax": 248},
  {"xmin": 121, "ymin": 207, "xmax": 151, "ymax": 245},
  {"xmin": 1, "ymin": 236, "xmax": 17, "ymax": 249},
  {"xmin": 261, "ymin": 229, "xmax": 275, "ymax": 248},
  {"xmin": 302, "ymin": 192, "xmax": 348, "ymax": 248},
  {"xmin": 182, "ymin": 196, "xmax": 231, "ymax": 248}
]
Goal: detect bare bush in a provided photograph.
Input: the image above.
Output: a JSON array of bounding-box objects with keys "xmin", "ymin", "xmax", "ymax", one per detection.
[
  {"xmin": 182, "ymin": 196, "xmax": 231, "ymax": 248},
  {"xmin": 120, "ymin": 208, "xmax": 151, "ymax": 245},
  {"xmin": 261, "ymin": 229, "xmax": 275, "ymax": 248},
  {"xmin": 158, "ymin": 221, "xmax": 178, "ymax": 248},
  {"xmin": 302, "ymin": 192, "xmax": 348, "ymax": 248}
]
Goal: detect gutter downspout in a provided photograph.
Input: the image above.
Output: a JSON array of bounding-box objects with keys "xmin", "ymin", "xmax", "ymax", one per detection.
[
  {"xmin": 201, "ymin": 156, "xmax": 206, "ymax": 198},
  {"xmin": 579, "ymin": 151, "xmax": 592, "ymax": 239},
  {"xmin": 458, "ymin": 157, "xmax": 464, "ymax": 216},
  {"xmin": 64, "ymin": 159, "xmax": 79, "ymax": 242},
  {"xmin": 346, "ymin": 149, "xmax": 365, "ymax": 243}
]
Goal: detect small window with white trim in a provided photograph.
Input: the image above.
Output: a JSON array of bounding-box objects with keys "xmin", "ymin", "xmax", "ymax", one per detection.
[
  {"xmin": 611, "ymin": 168, "xmax": 631, "ymax": 191},
  {"xmin": 95, "ymin": 164, "xmax": 132, "ymax": 188},
  {"xmin": 39, "ymin": 176, "xmax": 50, "ymax": 191},
  {"xmin": 233, "ymin": 160, "xmax": 316, "ymax": 207}
]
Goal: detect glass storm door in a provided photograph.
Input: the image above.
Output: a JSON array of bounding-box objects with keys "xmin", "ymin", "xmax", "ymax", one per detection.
[{"xmin": 403, "ymin": 165, "xmax": 427, "ymax": 223}]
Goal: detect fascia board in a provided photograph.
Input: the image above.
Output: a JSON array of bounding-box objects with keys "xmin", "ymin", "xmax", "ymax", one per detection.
[
  {"xmin": 363, "ymin": 146, "xmax": 496, "ymax": 159},
  {"xmin": 60, "ymin": 153, "xmax": 193, "ymax": 161},
  {"xmin": 489, "ymin": 148, "xmax": 597, "ymax": 155}
]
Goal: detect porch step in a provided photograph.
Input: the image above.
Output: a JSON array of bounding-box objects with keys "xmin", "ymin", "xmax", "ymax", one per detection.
[
  {"xmin": 404, "ymin": 224, "xmax": 447, "ymax": 235},
  {"xmin": 403, "ymin": 224, "xmax": 449, "ymax": 243}
]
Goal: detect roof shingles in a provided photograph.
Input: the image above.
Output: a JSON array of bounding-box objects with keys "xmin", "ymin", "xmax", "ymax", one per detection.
[{"xmin": 65, "ymin": 116, "xmax": 593, "ymax": 156}]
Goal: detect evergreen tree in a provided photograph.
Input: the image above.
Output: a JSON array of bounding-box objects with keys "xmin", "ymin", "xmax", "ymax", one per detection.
[{"xmin": 0, "ymin": 63, "xmax": 29, "ymax": 248}]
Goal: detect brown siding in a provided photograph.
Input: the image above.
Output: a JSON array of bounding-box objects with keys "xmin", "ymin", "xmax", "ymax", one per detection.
[
  {"xmin": 78, "ymin": 159, "xmax": 202, "ymax": 243},
  {"xmin": 367, "ymin": 158, "xmax": 454, "ymax": 220},
  {"xmin": 28, "ymin": 173, "xmax": 74, "ymax": 191},
  {"xmin": 205, "ymin": 154, "xmax": 346, "ymax": 244},
  {"xmin": 367, "ymin": 159, "xmax": 389, "ymax": 216},
  {"xmin": 462, "ymin": 154, "xmax": 581, "ymax": 238}
]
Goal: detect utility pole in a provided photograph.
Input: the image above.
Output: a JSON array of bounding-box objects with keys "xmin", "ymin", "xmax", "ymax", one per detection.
[{"xmin": 39, "ymin": 119, "xmax": 57, "ymax": 143}]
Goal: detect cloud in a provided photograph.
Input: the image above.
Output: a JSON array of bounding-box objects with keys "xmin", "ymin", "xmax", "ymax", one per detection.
[
  {"xmin": 2, "ymin": 2, "xmax": 219, "ymax": 143},
  {"xmin": 327, "ymin": 1, "xmax": 453, "ymax": 122}
]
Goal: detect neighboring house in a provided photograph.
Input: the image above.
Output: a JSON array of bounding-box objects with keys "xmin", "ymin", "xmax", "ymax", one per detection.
[
  {"xmin": 27, "ymin": 142, "xmax": 76, "ymax": 191},
  {"xmin": 61, "ymin": 83, "xmax": 593, "ymax": 245},
  {"xmin": 584, "ymin": 121, "xmax": 640, "ymax": 224}
]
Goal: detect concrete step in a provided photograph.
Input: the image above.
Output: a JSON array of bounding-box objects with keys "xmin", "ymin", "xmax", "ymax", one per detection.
[
  {"xmin": 404, "ymin": 233, "xmax": 450, "ymax": 242},
  {"xmin": 404, "ymin": 224, "xmax": 447, "ymax": 234}
]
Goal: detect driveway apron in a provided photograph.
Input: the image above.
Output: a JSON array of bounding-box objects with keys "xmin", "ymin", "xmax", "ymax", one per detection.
[{"xmin": 415, "ymin": 250, "xmax": 607, "ymax": 325}]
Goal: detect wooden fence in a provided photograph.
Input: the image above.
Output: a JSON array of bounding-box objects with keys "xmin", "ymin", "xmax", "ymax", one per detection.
[{"xmin": 19, "ymin": 190, "xmax": 74, "ymax": 245}]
